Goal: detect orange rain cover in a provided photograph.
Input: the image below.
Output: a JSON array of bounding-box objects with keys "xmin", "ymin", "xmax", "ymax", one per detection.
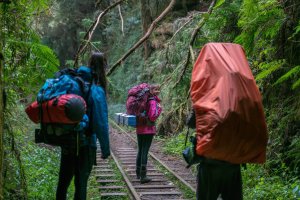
[{"xmin": 190, "ymin": 43, "xmax": 268, "ymax": 164}]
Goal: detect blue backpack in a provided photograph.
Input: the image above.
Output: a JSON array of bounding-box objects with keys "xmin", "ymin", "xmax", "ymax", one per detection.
[
  {"xmin": 26, "ymin": 68, "xmax": 91, "ymax": 147},
  {"xmin": 37, "ymin": 68, "xmax": 89, "ymax": 102}
]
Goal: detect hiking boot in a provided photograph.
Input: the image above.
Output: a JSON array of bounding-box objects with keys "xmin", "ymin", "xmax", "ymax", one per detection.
[
  {"xmin": 140, "ymin": 176, "xmax": 152, "ymax": 184},
  {"xmin": 140, "ymin": 170, "xmax": 151, "ymax": 184}
]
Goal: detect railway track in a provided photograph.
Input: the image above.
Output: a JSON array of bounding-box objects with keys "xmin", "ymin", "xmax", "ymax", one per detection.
[{"xmin": 92, "ymin": 121, "xmax": 197, "ymax": 199}]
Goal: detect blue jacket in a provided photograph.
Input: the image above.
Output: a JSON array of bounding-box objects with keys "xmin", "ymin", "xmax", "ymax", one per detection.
[{"xmin": 77, "ymin": 66, "xmax": 110, "ymax": 157}]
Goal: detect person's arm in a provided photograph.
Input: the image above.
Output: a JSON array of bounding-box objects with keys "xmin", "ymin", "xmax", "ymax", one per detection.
[
  {"xmin": 147, "ymin": 99, "xmax": 162, "ymax": 122},
  {"xmin": 92, "ymin": 86, "xmax": 110, "ymax": 158}
]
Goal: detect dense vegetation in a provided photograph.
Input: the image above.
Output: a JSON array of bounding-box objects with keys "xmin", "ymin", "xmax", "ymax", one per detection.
[{"xmin": 0, "ymin": 0, "xmax": 299, "ymax": 199}]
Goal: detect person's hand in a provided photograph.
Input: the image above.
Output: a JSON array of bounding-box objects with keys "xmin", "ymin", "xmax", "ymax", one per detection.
[
  {"xmin": 140, "ymin": 111, "xmax": 146, "ymax": 117},
  {"xmin": 74, "ymin": 114, "xmax": 89, "ymax": 131}
]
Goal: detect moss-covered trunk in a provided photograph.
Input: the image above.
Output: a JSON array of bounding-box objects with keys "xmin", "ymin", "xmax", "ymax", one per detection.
[
  {"xmin": 140, "ymin": 0, "xmax": 153, "ymax": 59},
  {"xmin": 0, "ymin": 35, "xmax": 3, "ymax": 200}
]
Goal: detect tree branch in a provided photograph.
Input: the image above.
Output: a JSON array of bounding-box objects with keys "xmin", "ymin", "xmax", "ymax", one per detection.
[
  {"xmin": 118, "ymin": 5, "xmax": 125, "ymax": 36},
  {"xmin": 106, "ymin": 0, "xmax": 176, "ymax": 76},
  {"xmin": 173, "ymin": 0, "xmax": 216, "ymax": 88},
  {"xmin": 74, "ymin": 0, "xmax": 124, "ymax": 67},
  {"xmin": 163, "ymin": 14, "xmax": 194, "ymax": 73}
]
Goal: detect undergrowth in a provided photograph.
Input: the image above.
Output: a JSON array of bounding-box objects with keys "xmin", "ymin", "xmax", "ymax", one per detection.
[
  {"xmin": 160, "ymin": 128, "xmax": 300, "ymax": 199},
  {"xmin": 4, "ymin": 105, "xmax": 114, "ymax": 199}
]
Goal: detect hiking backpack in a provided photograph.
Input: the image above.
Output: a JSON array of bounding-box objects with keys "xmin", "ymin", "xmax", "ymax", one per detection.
[
  {"xmin": 25, "ymin": 68, "xmax": 90, "ymax": 146},
  {"xmin": 190, "ymin": 43, "xmax": 268, "ymax": 164},
  {"xmin": 126, "ymin": 83, "xmax": 151, "ymax": 116}
]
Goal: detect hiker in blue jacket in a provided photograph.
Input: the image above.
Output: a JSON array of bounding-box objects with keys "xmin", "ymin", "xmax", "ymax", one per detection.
[{"xmin": 56, "ymin": 52, "xmax": 110, "ymax": 200}]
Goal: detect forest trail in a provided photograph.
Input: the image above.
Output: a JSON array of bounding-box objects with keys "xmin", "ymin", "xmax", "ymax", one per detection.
[{"xmin": 91, "ymin": 125, "xmax": 197, "ymax": 199}]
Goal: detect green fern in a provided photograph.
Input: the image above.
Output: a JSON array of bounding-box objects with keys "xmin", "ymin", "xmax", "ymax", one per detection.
[
  {"xmin": 215, "ymin": 0, "xmax": 225, "ymax": 9},
  {"xmin": 256, "ymin": 59, "xmax": 285, "ymax": 80},
  {"xmin": 235, "ymin": 0, "xmax": 284, "ymax": 54},
  {"xmin": 19, "ymin": 0, "xmax": 50, "ymax": 13},
  {"xmin": 234, "ymin": 0, "xmax": 259, "ymax": 52},
  {"xmin": 292, "ymin": 79, "xmax": 300, "ymax": 90},
  {"xmin": 295, "ymin": 20, "xmax": 300, "ymax": 34},
  {"xmin": 5, "ymin": 39, "xmax": 59, "ymax": 96},
  {"xmin": 289, "ymin": 20, "xmax": 300, "ymax": 40},
  {"xmin": 274, "ymin": 65, "xmax": 300, "ymax": 88},
  {"xmin": 7, "ymin": 39, "xmax": 59, "ymax": 74}
]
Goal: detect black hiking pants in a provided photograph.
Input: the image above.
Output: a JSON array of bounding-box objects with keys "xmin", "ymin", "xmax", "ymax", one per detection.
[
  {"xmin": 56, "ymin": 145, "xmax": 96, "ymax": 200},
  {"xmin": 196, "ymin": 158, "xmax": 243, "ymax": 200},
  {"xmin": 136, "ymin": 134, "xmax": 154, "ymax": 170}
]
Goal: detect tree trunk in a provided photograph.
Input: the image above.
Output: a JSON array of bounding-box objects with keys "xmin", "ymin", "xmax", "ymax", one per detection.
[
  {"xmin": 0, "ymin": 37, "xmax": 4, "ymax": 200},
  {"xmin": 140, "ymin": 0, "xmax": 153, "ymax": 59}
]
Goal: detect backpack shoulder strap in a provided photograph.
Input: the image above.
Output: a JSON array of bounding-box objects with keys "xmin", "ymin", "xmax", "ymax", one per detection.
[
  {"xmin": 147, "ymin": 96, "xmax": 155, "ymax": 102},
  {"xmin": 186, "ymin": 108, "xmax": 196, "ymax": 129},
  {"xmin": 54, "ymin": 68, "xmax": 77, "ymax": 78},
  {"xmin": 84, "ymin": 83, "xmax": 95, "ymax": 136},
  {"xmin": 184, "ymin": 128, "xmax": 191, "ymax": 147}
]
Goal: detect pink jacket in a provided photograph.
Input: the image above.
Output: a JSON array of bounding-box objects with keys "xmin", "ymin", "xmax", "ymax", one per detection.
[{"xmin": 136, "ymin": 96, "xmax": 162, "ymax": 135}]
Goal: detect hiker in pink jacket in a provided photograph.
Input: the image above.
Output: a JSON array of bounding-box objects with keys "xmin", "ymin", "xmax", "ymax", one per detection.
[{"xmin": 136, "ymin": 84, "xmax": 162, "ymax": 184}]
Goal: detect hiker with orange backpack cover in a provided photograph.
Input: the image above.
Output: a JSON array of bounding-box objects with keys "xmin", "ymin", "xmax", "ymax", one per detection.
[{"xmin": 189, "ymin": 43, "xmax": 268, "ymax": 200}]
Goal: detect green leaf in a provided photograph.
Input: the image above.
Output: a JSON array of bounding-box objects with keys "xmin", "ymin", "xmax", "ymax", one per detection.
[
  {"xmin": 292, "ymin": 79, "xmax": 300, "ymax": 90},
  {"xmin": 295, "ymin": 20, "xmax": 300, "ymax": 34},
  {"xmin": 215, "ymin": 0, "xmax": 225, "ymax": 9},
  {"xmin": 7, "ymin": 39, "xmax": 59, "ymax": 72},
  {"xmin": 274, "ymin": 65, "xmax": 300, "ymax": 86},
  {"xmin": 256, "ymin": 60, "xmax": 285, "ymax": 80}
]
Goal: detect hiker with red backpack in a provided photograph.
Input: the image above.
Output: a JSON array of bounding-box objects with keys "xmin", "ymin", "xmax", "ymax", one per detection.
[
  {"xmin": 188, "ymin": 43, "xmax": 268, "ymax": 200},
  {"xmin": 55, "ymin": 52, "xmax": 110, "ymax": 200},
  {"xmin": 126, "ymin": 83, "xmax": 162, "ymax": 184}
]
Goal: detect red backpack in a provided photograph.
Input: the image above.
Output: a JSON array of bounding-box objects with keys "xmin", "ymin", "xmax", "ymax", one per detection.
[
  {"xmin": 24, "ymin": 68, "xmax": 90, "ymax": 146},
  {"xmin": 126, "ymin": 83, "xmax": 151, "ymax": 116}
]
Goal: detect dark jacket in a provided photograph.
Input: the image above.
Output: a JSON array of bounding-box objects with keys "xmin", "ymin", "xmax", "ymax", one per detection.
[{"xmin": 77, "ymin": 66, "xmax": 110, "ymax": 158}]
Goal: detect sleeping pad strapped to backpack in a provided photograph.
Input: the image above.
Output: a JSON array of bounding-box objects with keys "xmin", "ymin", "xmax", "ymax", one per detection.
[
  {"xmin": 190, "ymin": 43, "xmax": 268, "ymax": 164},
  {"xmin": 25, "ymin": 68, "xmax": 90, "ymax": 146}
]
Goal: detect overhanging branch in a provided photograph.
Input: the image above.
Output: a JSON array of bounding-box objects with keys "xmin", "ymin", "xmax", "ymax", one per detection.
[
  {"xmin": 173, "ymin": 0, "xmax": 217, "ymax": 88},
  {"xmin": 106, "ymin": 0, "xmax": 176, "ymax": 76},
  {"xmin": 73, "ymin": 0, "xmax": 124, "ymax": 67}
]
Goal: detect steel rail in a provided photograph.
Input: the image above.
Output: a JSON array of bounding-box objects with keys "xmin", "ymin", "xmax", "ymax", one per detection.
[
  {"xmin": 110, "ymin": 119, "xmax": 197, "ymax": 193},
  {"xmin": 110, "ymin": 150, "xmax": 141, "ymax": 200}
]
